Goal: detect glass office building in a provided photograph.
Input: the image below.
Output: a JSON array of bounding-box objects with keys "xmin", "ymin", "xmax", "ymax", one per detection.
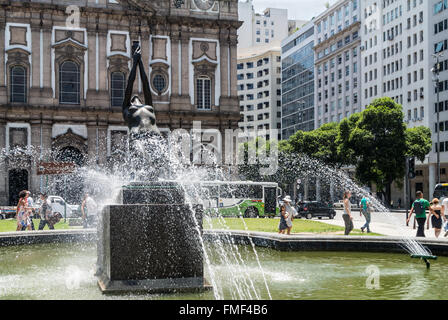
[{"xmin": 281, "ymin": 23, "xmax": 315, "ymax": 139}]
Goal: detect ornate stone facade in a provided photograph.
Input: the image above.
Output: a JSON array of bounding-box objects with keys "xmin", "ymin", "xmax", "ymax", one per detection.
[{"xmin": 0, "ymin": 0, "xmax": 241, "ymax": 205}]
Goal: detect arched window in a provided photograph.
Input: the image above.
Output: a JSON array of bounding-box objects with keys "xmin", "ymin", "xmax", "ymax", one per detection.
[
  {"xmin": 196, "ymin": 76, "xmax": 211, "ymax": 110},
  {"xmin": 10, "ymin": 66, "xmax": 27, "ymax": 103},
  {"xmin": 59, "ymin": 61, "xmax": 80, "ymax": 104},
  {"xmin": 111, "ymin": 72, "xmax": 125, "ymax": 107}
]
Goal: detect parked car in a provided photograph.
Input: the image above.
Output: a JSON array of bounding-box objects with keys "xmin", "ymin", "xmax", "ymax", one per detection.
[
  {"xmin": 297, "ymin": 201, "xmax": 336, "ymax": 220},
  {"xmin": 332, "ymin": 199, "xmax": 359, "ymax": 209},
  {"xmin": 333, "ymin": 200, "xmax": 344, "ymax": 209},
  {"xmin": 35, "ymin": 196, "xmax": 80, "ymax": 218}
]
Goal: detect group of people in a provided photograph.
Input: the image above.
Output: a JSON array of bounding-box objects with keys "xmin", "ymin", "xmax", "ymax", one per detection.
[
  {"xmin": 342, "ymin": 191, "xmax": 374, "ymax": 235},
  {"xmin": 14, "ymin": 190, "xmax": 98, "ymax": 232},
  {"xmin": 406, "ymin": 191, "xmax": 448, "ymax": 238},
  {"xmin": 278, "ymin": 196, "xmax": 297, "ymax": 235},
  {"xmin": 15, "ymin": 191, "xmax": 61, "ymax": 231}
]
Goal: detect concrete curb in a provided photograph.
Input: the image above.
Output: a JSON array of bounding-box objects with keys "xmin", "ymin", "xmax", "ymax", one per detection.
[
  {"xmin": 202, "ymin": 230, "xmax": 448, "ymax": 257},
  {"xmin": 0, "ymin": 229, "xmax": 97, "ymax": 247},
  {"xmin": 2, "ymin": 229, "xmax": 448, "ymax": 258}
]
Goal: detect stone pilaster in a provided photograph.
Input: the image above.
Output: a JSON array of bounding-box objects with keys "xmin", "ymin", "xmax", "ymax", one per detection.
[{"xmin": 0, "ymin": 120, "xmax": 7, "ymax": 204}]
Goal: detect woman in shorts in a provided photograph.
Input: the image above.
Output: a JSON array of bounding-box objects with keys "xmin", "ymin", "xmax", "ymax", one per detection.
[
  {"xmin": 278, "ymin": 205, "xmax": 288, "ymax": 234},
  {"xmin": 16, "ymin": 190, "xmax": 31, "ymax": 231},
  {"xmin": 428, "ymin": 198, "xmax": 444, "ymax": 238}
]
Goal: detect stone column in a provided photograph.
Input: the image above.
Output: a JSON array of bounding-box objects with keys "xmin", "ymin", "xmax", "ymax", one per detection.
[
  {"xmin": 330, "ymin": 181, "xmax": 335, "ymax": 203},
  {"xmin": 304, "ymin": 178, "xmax": 309, "ymax": 201},
  {"xmin": 229, "ymin": 30, "xmax": 238, "ymax": 98},
  {"xmin": 87, "ymin": 123, "xmax": 98, "ymax": 167},
  {"xmin": 429, "ymin": 163, "xmax": 436, "ymax": 200},
  {"xmin": 181, "ymin": 36, "xmax": 190, "ymax": 98},
  {"xmin": 97, "ymin": 124, "xmax": 108, "ymax": 166},
  {"xmin": 0, "ymin": 17, "xmax": 7, "ymax": 104},
  {"xmin": 40, "ymin": 121, "xmax": 53, "ymax": 193},
  {"xmin": 0, "ymin": 121, "xmax": 7, "ymax": 204},
  {"xmin": 98, "ymin": 31, "xmax": 108, "ymax": 92},
  {"xmin": 86, "ymin": 30, "xmax": 97, "ymax": 105},
  {"xmin": 30, "ymin": 121, "xmax": 42, "ymax": 194},
  {"xmin": 170, "ymin": 34, "xmax": 180, "ymax": 96},
  {"xmin": 41, "ymin": 26, "xmax": 53, "ymax": 103},
  {"xmin": 316, "ymin": 178, "xmax": 321, "ymax": 202}
]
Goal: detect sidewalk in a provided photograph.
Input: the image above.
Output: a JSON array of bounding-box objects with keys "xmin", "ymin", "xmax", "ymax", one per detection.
[{"xmin": 319, "ymin": 210, "xmax": 448, "ymax": 239}]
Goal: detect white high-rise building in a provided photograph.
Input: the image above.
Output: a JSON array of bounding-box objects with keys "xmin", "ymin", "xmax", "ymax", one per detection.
[
  {"xmin": 314, "ymin": 0, "xmax": 362, "ymax": 128},
  {"xmin": 360, "ymin": 0, "xmax": 448, "ymax": 202},
  {"xmin": 237, "ymin": 2, "xmax": 301, "ymax": 141},
  {"xmin": 238, "ymin": 1, "xmax": 298, "ymax": 50},
  {"xmin": 237, "ymin": 45, "xmax": 283, "ymax": 141}
]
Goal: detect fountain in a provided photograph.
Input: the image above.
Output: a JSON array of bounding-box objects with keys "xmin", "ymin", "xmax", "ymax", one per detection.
[{"xmin": 97, "ymin": 43, "xmax": 207, "ymax": 294}]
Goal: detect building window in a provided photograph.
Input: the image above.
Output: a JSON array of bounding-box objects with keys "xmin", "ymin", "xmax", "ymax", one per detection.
[
  {"xmin": 10, "ymin": 66, "xmax": 27, "ymax": 103},
  {"xmin": 59, "ymin": 61, "xmax": 80, "ymax": 104},
  {"xmin": 196, "ymin": 76, "xmax": 211, "ymax": 110},
  {"xmin": 110, "ymin": 72, "xmax": 125, "ymax": 107},
  {"xmin": 152, "ymin": 74, "xmax": 167, "ymax": 94}
]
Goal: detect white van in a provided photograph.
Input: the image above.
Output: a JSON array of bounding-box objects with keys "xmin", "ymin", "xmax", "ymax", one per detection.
[{"xmin": 36, "ymin": 196, "xmax": 79, "ymax": 218}]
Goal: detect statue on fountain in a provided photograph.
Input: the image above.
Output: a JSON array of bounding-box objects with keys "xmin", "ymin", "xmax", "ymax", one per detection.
[
  {"xmin": 122, "ymin": 41, "xmax": 164, "ymax": 181},
  {"xmin": 122, "ymin": 41, "xmax": 160, "ymax": 137}
]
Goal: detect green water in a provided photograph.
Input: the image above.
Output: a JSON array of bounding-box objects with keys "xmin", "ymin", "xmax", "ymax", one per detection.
[{"xmin": 0, "ymin": 243, "xmax": 447, "ymax": 300}]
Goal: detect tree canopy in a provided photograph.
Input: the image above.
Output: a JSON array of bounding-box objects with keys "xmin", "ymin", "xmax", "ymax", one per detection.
[{"xmin": 244, "ymin": 97, "xmax": 433, "ymax": 204}]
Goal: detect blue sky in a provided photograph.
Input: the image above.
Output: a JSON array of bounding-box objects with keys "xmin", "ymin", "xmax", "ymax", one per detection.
[{"xmin": 251, "ymin": 0, "xmax": 338, "ymax": 20}]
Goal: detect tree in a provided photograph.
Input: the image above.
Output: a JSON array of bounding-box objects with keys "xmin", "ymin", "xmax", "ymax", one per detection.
[
  {"xmin": 337, "ymin": 97, "xmax": 432, "ymax": 205},
  {"xmin": 284, "ymin": 122, "xmax": 347, "ymax": 167},
  {"xmin": 406, "ymin": 126, "xmax": 432, "ymax": 162}
]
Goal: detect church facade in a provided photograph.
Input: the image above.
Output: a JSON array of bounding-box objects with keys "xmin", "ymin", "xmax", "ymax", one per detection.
[{"xmin": 0, "ymin": 0, "xmax": 241, "ymax": 205}]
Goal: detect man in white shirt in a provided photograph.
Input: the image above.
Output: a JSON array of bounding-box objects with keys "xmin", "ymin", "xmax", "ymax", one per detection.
[
  {"xmin": 441, "ymin": 197, "xmax": 448, "ymax": 237},
  {"xmin": 282, "ymin": 196, "xmax": 297, "ymax": 235},
  {"xmin": 81, "ymin": 193, "xmax": 98, "ymax": 228}
]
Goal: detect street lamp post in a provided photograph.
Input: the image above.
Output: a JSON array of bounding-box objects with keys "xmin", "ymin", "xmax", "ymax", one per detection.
[{"xmin": 432, "ymin": 53, "xmax": 444, "ymax": 185}]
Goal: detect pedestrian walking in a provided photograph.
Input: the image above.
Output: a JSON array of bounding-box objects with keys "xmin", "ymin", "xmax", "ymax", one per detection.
[
  {"xmin": 406, "ymin": 191, "xmax": 430, "ymax": 237},
  {"xmin": 38, "ymin": 193, "xmax": 54, "ymax": 230},
  {"xmin": 442, "ymin": 197, "xmax": 448, "ymax": 237},
  {"xmin": 25, "ymin": 191, "xmax": 35, "ymax": 230},
  {"xmin": 278, "ymin": 205, "xmax": 288, "ymax": 234},
  {"xmin": 343, "ymin": 191, "xmax": 354, "ymax": 235},
  {"xmin": 81, "ymin": 193, "xmax": 98, "ymax": 228},
  {"xmin": 360, "ymin": 193, "xmax": 372, "ymax": 233},
  {"xmin": 16, "ymin": 190, "xmax": 31, "ymax": 231},
  {"xmin": 282, "ymin": 196, "xmax": 297, "ymax": 235},
  {"xmin": 428, "ymin": 198, "xmax": 445, "ymax": 238}
]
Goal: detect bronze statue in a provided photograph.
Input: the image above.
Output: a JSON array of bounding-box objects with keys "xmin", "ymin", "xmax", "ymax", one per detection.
[{"xmin": 122, "ymin": 41, "xmax": 160, "ymax": 136}]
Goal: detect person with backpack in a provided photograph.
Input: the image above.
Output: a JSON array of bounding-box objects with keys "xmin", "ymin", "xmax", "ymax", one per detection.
[
  {"xmin": 38, "ymin": 193, "xmax": 55, "ymax": 230},
  {"xmin": 406, "ymin": 191, "xmax": 431, "ymax": 237},
  {"xmin": 360, "ymin": 193, "xmax": 372, "ymax": 233}
]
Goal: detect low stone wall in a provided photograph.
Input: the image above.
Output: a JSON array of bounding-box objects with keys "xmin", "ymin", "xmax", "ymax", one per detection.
[
  {"xmin": 2, "ymin": 228, "xmax": 448, "ymax": 258},
  {"xmin": 0, "ymin": 229, "xmax": 97, "ymax": 247},
  {"xmin": 202, "ymin": 230, "xmax": 448, "ymax": 257}
]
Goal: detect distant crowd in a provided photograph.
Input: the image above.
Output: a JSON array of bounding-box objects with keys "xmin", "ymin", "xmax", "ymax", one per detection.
[{"xmin": 14, "ymin": 191, "xmax": 98, "ymax": 231}]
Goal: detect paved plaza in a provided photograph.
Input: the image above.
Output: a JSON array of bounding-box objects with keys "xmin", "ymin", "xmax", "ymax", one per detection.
[{"xmin": 317, "ymin": 210, "xmax": 448, "ymax": 239}]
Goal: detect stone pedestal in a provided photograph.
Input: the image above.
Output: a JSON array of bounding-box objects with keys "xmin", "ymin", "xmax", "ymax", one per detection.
[{"xmin": 97, "ymin": 181, "xmax": 208, "ymax": 294}]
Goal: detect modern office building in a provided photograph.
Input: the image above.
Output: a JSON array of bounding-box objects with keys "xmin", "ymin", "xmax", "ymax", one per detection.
[
  {"xmin": 237, "ymin": 45, "xmax": 283, "ymax": 141},
  {"xmin": 281, "ymin": 21, "xmax": 315, "ymax": 139},
  {"xmin": 360, "ymin": 0, "xmax": 448, "ymax": 203},
  {"xmin": 313, "ymin": 0, "xmax": 362, "ymax": 128}
]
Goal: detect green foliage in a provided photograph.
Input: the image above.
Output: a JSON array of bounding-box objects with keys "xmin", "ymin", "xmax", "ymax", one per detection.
[
  {"xmin": 238, "ymin": 97, "xmax": 432, "ymax": 203},
  {"xmin": 406, "ymin": 126, "xmax": 432, "ymax": 162}
]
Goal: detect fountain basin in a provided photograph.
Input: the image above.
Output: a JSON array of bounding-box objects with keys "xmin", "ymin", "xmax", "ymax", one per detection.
[{"xmin": 2, "ymin": 240, "xmax": 448, "ymax": 300}]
